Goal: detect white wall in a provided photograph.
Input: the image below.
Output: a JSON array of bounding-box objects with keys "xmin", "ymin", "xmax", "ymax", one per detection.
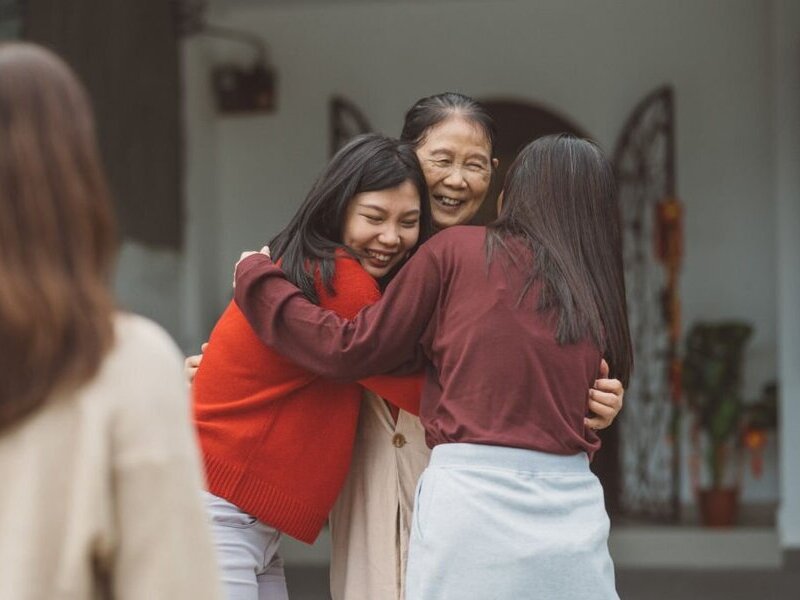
[
  {"xmin": 113, "ymin": 241, "xmax": 182, "ymax": 344},
  {"xmin": 111, "ymin": 37, "xmax": 221, "ymax": 352},
  {"xmin": 181, "ymin": 34, "xmax": 224, "ymax": 351},
  {"xmin": 772, "ymin": 0, "xmax": 800, "ymax": 551},
  {"xmin": 184, "ymin": 0, "xmax": 781, "ymax": 503}
]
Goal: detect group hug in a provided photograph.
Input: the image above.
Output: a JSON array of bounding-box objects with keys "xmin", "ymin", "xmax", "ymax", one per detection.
[{"xmin": 0, "ymin": 41, "xmax": 629, "ymax": 600}]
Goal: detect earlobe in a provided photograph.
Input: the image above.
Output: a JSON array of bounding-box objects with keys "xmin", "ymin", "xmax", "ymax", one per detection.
[{"xmin": 492, "ymin": 158, "xmax": 499, "ymax": 169}]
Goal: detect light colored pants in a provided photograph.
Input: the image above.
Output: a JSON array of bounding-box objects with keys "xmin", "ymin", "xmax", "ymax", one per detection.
[
  {"xmin": 406, "ymin": 443, "xmax": 619, "ymax": 600},
  {"xmin": 203, "ymin": 491, "xmax": 288, "ymax": 600}
]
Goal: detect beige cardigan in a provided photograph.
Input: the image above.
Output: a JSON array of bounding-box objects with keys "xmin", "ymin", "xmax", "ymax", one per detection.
[
  {"xmin": 0, "ymin": 314, "xmax": 223, "ymax": 600},
  {"xmin": 329, "ymin": 391, "xmax": 431, "ymax": 600}
]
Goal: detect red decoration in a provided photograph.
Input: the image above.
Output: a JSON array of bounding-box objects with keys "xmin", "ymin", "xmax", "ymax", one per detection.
[
  {"xmin": 742, "ymin": 427, "xmax": 767, "ymax": 478},
  {"xmin": 655, "ymin": 198, "xmax": 683, "ymax": 265}
]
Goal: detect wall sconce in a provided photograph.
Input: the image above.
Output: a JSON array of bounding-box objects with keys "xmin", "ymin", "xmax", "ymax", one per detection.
[
  {"xmin": 173, "ymin": 0, "xmax": 277, "ymax": 114},
  {"xmin": 204, "ymin": 24, "xmax": 277, "ymax": 115}
]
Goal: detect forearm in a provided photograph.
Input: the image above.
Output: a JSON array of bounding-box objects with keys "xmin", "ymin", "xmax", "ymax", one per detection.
[
  {"xmin": 234, "ymin": 255, "xmax": 433, "ymax": 379},
  {"xmin": 358, "ymin": 373, "xmax": 423, "ymax": 415}
]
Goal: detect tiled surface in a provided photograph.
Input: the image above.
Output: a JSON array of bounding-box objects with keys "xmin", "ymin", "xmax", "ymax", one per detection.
[
  {"xmin": 282, "ymin": 520, "xmax": 793, "ymax": 597},
  {"xmin": 284, "ymin": 565, "xmax": 800, "ymax": 600},
  {"xmin": 615, "ymin": 568, "xmax": 800, "ymax": 600},
  {"xmin": 282, "ymin": 522, "xmax": 783, "ymax": 569},
  {"xmin": 609, "ymin": 526, "xmax": 781, "ymax": 568}
]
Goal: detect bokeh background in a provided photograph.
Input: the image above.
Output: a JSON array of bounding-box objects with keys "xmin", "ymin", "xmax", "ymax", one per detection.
[{"xmin": 2, "ymin": 0, "xmax": 798, "ymax": 597}]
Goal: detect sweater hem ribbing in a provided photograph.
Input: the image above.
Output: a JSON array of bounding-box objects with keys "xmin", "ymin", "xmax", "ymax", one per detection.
[{"xmin": 203, "ymin": 454, "xmax": 329, "ymax": 544}]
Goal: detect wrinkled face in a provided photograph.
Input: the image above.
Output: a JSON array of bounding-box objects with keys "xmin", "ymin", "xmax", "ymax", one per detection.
[
  {"xmin": 342, "ymin": 180, "xmax": 421, "ymax": 279},
  {"xmin": 415, "ymin": 116, "xmax": 494, "ymax": 229}
]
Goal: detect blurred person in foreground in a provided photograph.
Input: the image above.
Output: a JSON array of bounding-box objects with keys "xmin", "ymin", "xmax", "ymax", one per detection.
[{"xmin": 0, "ymin": 42, "xmax": 222, "ymax": 600}]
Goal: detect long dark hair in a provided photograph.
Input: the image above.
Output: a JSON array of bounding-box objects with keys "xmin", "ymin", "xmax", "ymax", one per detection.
[
  {"xmin": 269, "ymin": 134, "xmax": 433, "ymax": 304},
  {"xmin": 487, "ymin": 134, "xmax": 632, "ymax": 385},
  {"xmin": 400, "ymin": 92, "xmax": 497, "ymax": 155},
  {"xmin": 0, "ymin": 43, "xmax": 117, "ymax": 431}
]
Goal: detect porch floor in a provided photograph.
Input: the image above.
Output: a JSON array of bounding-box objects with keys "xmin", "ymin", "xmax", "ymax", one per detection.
[
  {"xmin": 283, "ymin": 563, "xmax": 799, "ymax": 600},
  {"xmin": 279, "ymin": 516, "xmax": 795, "ymax": 599}
]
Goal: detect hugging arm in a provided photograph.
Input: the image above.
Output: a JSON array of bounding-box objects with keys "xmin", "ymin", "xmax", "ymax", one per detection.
[
  {"xmin": 359, "ymin": 373, "xmax": 422, "ymax": 415},
  {"xmin": 234, "ymin": 249, "xmax": 440, "ymax": 381}
]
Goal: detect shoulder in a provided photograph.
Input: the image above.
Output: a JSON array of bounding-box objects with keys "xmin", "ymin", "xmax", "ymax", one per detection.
[
  {"xmin": 96, "ymin": 314, "xmax": 193, "ymax": 459},
  {"xmin": 416, "ymin": 226, "xmax": 486, "ymax": 264},
  {"xmin": 91, "ymin": 313, "xmax": 185, "ymax": 414},
  {"xmin": 110, "ymin": 313, "xmax": 184, "ymax": 371},
  {"xmin": 332, "ymin": 251, "xmax": 372, "ymax": 279},
  {"xmin": 425, "ymin": 225, "xmax": 485, "ymax": 251},
  {"xmin": 331, "ymin": 253, "xmax": 379, "ymax": 292},
  {"xmin": 317, "ymin": 252, "xmax": 381, "ymax": 315}
]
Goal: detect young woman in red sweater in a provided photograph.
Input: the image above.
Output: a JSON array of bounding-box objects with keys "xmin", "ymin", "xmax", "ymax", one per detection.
[{"xmin": 192, "ymin": 134, "xmax": 433, "ymax": 600}]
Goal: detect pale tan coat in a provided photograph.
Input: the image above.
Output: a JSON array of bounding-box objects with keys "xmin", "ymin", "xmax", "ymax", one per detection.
[
  {"xmin": 329, "ymin": 391, "xmax": 431, "ymax": 600},
  {"xmin": 0, "ymin": 314, "xmax": 223, "ymax": 600}
]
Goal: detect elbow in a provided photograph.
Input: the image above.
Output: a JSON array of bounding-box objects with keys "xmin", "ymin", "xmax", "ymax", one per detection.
[
  {"xmin": 315, "ymin": 338, "xmax": 378, "ymax": 381},
  {"xmin": 324, "ymin": 354, "xmax": 370, "ymax": 382}
]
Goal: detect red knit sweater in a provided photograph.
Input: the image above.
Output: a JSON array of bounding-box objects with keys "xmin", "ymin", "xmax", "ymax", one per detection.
[{"xmin": 193, "ymin": 255, "xmax": 422, "ymax": 543}]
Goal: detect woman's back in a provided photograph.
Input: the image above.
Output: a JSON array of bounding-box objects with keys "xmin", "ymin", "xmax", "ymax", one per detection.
[
  {"xmin": 391, "ymin": 226, "xmax": 602, "ymax": 455},
  {"xmin": 0, "ymin": 314, "xmax": 222, "ymax": 600}
]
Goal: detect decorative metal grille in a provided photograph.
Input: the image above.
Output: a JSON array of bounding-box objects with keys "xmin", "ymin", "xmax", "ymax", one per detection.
[
  {"xmin": 613, "ymin": 86, "xmax": 682, "ymax": 521},
  {"xmin": 329, "ymin": 96, "xmax": 372, "ymax": 156}
]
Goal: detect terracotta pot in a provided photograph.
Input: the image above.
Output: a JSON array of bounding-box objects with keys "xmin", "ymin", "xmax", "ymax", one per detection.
[{"xmin": 697, "ymin": 487, "xmax": 739, "ymax": 527}]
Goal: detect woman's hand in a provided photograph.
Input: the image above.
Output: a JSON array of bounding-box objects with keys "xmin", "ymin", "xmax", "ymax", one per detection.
[
  {"xmin": 584, "ymin": 359, "xmax": 624, "ymax": 430},
  {"xmin": 233, "ymin": 246, "xmax": 270, "ymax": 288},
  {"xmin": 184, "ymin": 343, "xmax": 208, "ymax": 384}
]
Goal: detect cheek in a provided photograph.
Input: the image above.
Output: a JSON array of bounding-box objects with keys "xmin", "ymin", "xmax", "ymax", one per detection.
[
  {"xmin": 342, "ymin": 222, "xmax": 367, "ymax": 247},
  {"xmin": 420, "ymin": 166, "xmax": 439, "ymax": 191},
  {"xmin": 470, "ymin": 178, "xmax": 490, "ymax": 203},
  {"xmin": 340, "ymin": 214, "xmax": 358, "ymax": 246},
  {"xmin": 402, "ymin": 228, "xmax": 420, "ymax": 248}
]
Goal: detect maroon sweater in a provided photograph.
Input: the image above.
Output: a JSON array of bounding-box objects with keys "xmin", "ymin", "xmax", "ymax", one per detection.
[{"xmin": 235, "ymin": 226, "xmax": 602, "ymax": 457}]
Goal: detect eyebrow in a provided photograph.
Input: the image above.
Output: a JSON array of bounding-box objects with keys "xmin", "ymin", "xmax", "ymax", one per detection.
[
  {"xmin": 428, "ymin": 148, "xmax": 489, "ymax": 164},
  {"xmin": 463, "ymin": 153, "xmax": 490, "ymax": 165},
  {"xmin": 357, "ymin": 203, "xmax": 388, "ymax": 213},
  {"xmin": 357, "ymin": 203, "xmax": 421, "ymax": 217},
  {"xmin": 400, "ymin": 208, "xmax": 421, "ymax": 217}
]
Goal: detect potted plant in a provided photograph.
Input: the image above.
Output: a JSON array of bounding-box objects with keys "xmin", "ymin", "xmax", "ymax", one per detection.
[{"xmin": 682, "ymin": 321, "xmax": 752, "ymax": 527}]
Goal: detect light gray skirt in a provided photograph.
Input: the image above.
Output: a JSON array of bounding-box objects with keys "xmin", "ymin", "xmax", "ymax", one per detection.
[{"xmin": 405, "ymin": 443, "xmax": 619, "ymax": 600}]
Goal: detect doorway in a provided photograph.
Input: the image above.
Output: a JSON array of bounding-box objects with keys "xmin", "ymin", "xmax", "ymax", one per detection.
[{"xmin": 475, "ymin": 99, "xmax": 621, "ymax": 516}]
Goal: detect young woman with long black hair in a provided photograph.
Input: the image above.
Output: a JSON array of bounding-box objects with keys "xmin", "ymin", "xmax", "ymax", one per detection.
[
  {"xmin": 234, "ymin": 134, "xmax": 632, "ymax": 599},
  {"xmin": 191, "ymin": 134, "xmax": 433, "ymax": 600}
]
